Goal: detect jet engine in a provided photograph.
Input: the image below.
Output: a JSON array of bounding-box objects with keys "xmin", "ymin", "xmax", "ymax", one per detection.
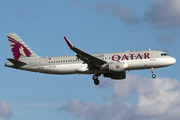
[
  {"xmin": 102, "ymin": 62, "xmax": 127, "ymax": 79},
  {"xmin": 108, "ymin": 62, "xmax": 128, "ymax": 72}
]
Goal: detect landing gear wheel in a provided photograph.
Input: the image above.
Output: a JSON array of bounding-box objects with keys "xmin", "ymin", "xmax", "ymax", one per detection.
[
  {"xmin": 152, "ymin": 74, "xmax": 156, "ymax": 79},
  {"xmin": 94, "ymin": 80, "xmax": 100, "ymax": 85},
  {"xmin": 92, "ymin": 75, "xmax": 98, "ymax": 80},
  {"xmin": 151, "ymin": 68, "xmax": 156, "ymax": 79},
  {"xmin": 92, "ymin": 74, "xmax": 101, "ymax": 85}
]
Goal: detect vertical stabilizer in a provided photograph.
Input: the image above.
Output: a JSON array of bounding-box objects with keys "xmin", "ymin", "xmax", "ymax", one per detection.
[{"xmin": 7, "ymin": 33, "xmax": 40, "ymax": 60}]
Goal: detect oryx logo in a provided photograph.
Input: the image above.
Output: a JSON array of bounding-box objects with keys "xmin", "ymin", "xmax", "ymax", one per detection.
[
  {"xmin": 7, "ymin": 36, "xmax": 31, "ymax": 60},
  {"xmin": 116, "ymin": 65, "xmax": 120, "ymax": 70}
]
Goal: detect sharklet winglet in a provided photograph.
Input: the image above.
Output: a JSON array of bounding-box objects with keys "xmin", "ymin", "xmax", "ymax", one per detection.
[{"xmin": 64, "ymin": 37, "xmax": 73, "ymax": 48}]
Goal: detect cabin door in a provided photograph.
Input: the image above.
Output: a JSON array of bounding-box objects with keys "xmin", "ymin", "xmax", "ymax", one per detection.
[
  {"xmin": 38, "ymin": 59, "xmax": 44, "ymax": 69},
  {"xmin": 150, "ymin": 51, "xmax": 156, "ymax": 61}
]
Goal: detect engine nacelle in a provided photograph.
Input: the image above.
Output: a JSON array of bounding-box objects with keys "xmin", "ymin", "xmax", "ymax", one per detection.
[
  {"xmin": 103, "ymin": 71, "xmax": 126, "ymax": 80},
  {"xmin": 108, "ymin": 62, "xmax": 128, "ymax": 72}
]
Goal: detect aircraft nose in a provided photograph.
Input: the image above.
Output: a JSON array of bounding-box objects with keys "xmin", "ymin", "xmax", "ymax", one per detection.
[
  {"xmin": 169, "ymin": 57, "xmax": 176, "ymax": 64},
  {"xmin": 172, "ymin": 58, "xmax": 176, "ymax": 64}
]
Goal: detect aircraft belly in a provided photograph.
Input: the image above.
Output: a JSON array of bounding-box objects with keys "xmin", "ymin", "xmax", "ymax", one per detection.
[
  {"xmin": 14, "ymin": 63, "xmax": 90, "ymax": 75},
  {"xmin": 44, "ymin": 63, "xmax": 86, "ymax": 74},
  {"xmin": 17, "ymin": 66, "xmax": 40, "ymax": 72},
  {"xmin": 126, "ymin": 59, "xmax": 164, "ymax": 70},
  {"xmin": 126, "ymin": 60, "xmax": 147, "ymax": 70}
]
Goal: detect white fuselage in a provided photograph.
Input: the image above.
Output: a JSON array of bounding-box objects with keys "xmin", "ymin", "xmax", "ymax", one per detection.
[{"xmin": 5, "ymin": 50, "xmax": 176, "ymax": 75}]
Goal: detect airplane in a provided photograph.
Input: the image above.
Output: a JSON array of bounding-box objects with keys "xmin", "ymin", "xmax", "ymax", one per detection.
[{"xmin": 5, "ymin": 33, "xmax": 176, "ymax": 85}]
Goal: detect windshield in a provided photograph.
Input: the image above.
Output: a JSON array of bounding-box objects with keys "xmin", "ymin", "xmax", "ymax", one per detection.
[{"xmin": 161, "ymin": 53, "xmax": 169, "ymax": 56}]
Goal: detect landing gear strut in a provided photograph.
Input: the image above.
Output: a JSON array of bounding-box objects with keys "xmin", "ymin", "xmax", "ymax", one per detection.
[
  {"xmin": 151, "ymin": 68, "xmax": 156, "ymax": 78},
  {"xmin": 92, "ymin": 74, "xmax": 100, "ymax": 85}
]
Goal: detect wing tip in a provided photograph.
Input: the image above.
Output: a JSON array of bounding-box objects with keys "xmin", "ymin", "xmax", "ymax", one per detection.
[{"xmin": 64, "ymin": 36, "xmax": 73, "ymax": 48}]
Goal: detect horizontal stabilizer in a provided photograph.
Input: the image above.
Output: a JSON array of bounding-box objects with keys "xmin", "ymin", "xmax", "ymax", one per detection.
[{"xmin": 7, "ymin": 58, "xmax": 27, "ymax": 65}]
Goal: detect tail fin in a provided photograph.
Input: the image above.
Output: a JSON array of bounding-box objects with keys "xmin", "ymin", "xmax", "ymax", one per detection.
[{"xmin": 7, "ymin": 33, "xmax": 40, "ymax": 60}]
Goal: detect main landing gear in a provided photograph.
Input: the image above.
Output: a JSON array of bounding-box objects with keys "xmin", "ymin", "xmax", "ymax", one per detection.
[
  {"xmin": 92, "ymin": 74, "xmax": 100, "ymax": 85},
  {"xmin": 151, "ymin": 68, "xmax": 156, "ymax": 79}
]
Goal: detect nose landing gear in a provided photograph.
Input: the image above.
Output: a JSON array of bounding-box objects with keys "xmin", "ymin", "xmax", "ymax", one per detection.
[
  {"xmin": 92, "ymin": 74, "xmax": 100, "ymax": 85},
  {"xmin": 151, "ymin": 68, "xmax": 156, "ymax": 78}
]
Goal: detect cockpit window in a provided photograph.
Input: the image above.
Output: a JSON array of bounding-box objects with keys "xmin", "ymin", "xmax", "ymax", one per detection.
[{"xmin": 161, "ymin": 53, "xmax": 169, "ymax": 56}]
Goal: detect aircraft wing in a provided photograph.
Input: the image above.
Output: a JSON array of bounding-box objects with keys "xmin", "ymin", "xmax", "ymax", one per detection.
[{"xmin": 64, "ymin": 37, "xmax": 106, "ymax": 68}]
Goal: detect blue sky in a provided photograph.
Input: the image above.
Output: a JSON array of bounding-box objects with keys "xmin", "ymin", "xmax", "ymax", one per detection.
[{"xmin": 1, "ymin": 0, "xmax": 180, "ymax": 120}]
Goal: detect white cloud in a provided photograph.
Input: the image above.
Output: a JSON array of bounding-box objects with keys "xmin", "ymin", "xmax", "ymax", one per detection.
[
  {"xmin": 59, "ymin": 74, "xmax": 180, "ymax": 120},
  {"xmin": 71, "ymin": 0, "xmax": 139, "ymax": 25},
  {"xmin": 144, "ymin": 0, "xmax": 180, "ymax": 29},
  {"xmin": 95, "ymin": 1, "xmax": 139, "ymax": 25},
  {"xmin": 0, "ymin": 99, "xmax": 13, "ymax": 120}
]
